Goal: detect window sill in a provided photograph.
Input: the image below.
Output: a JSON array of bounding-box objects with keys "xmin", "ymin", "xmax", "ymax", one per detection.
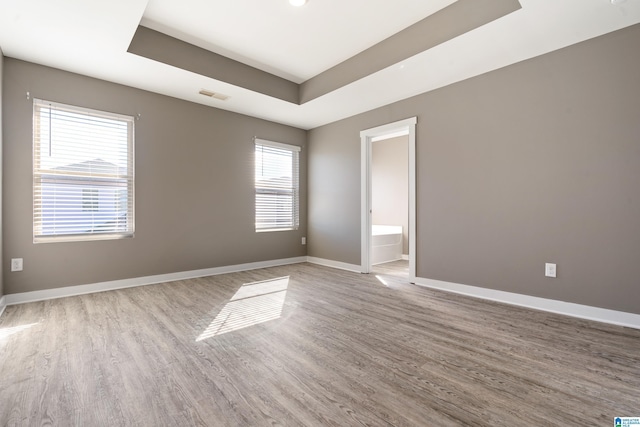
[
  {"xmin": 256, "ymin": 227, "xmax": 299, "ymax": 233},
  {"xmin": 34, "ymin": 233, "xmax": 134, "ymax": 244}
]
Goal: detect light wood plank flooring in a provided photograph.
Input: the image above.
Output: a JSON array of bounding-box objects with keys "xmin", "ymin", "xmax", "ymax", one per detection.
[
  {"xmin": 372, "ymin": 259, "xmax": 409, "ymax": 277},
  {"xmin": 1, "ymin": 262, "xmax": 639, "ymax": 426}
]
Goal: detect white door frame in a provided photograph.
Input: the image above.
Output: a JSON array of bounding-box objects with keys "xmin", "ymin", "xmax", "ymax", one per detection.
[{"xmin": 360, "ymin": 117, "xmax": 417, "ymax": 281}]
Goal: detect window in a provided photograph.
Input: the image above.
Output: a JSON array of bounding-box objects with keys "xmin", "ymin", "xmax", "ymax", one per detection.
[
  {"xmin": 255, "ymin": 138, "xmax": 300, "ymax": 232},
  {"xmin": 33, "ymin": 99, "xmax": 134, "ymax": 242}
]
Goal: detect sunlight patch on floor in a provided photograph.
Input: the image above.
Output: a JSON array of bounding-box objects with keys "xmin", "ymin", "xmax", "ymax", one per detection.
[
  {"xmin": 197, "ymin": 277, "xmax": 289, "ymax": 341},
  {"xmin": 0, "ymin": 323, "xmax": 39, "ymax": 341},
  {"xmin": 375, "ymin": 275, "xmax": 389, "ymax": 286}
]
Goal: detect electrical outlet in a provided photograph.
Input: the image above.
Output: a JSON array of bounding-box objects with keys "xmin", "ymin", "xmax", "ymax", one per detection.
[
  {"xmin": 301, "ymin": 237, "xmax": 306, "ymax": 245},
  {"xmin": 545, "ymin": 263, "xmax": 556, "ymax": 278},
  {"xmin": 11, "ymin": 258, "xmax": 24, "ymax": 272}
]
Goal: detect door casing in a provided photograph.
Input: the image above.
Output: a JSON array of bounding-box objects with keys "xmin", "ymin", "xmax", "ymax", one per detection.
[{"xmin": 360, "ymin": 117, "xmax": 417, "ymax": 281}]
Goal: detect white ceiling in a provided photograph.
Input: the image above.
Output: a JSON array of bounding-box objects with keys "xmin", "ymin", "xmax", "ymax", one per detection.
[
  {"xmin": 1, "ymin": 0, "xmax": 640, "ymax": 130},
  {"xmin": 141, "ymin": 0, "xmax": 457, "ymax": 83}
]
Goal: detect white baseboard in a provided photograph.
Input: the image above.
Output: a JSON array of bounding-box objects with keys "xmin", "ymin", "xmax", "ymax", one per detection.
[
  {"xmin": 414, "ymin": 277, "xmax": 640, "ymax": 330},
  {"xmin": 4, "ymin": 257, "xmax": 307, "ymax": 307},
  {"xmin": 4, "ymin": 257, "xmax": 638, "ymax": 331},
  {"xmin": 401, "ymin": 254, "xmax": 409, "ymax": 261},
  {"xmin": 306, "ymin": 257, "xmax": 362, "ymax": 273}
]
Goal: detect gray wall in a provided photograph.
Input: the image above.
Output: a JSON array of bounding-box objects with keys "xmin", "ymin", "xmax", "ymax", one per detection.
[
  {"xmin": 372, "ymin": 136, "xmax": 408, "ymax": 255},
  {"xmin": 308, "ymin": 24, "xmax": 640, "ymax": 315},
  {"xmin": 3, "ymin": 59, "xmax": 307, "ymax": 295},
  {"xmin": 0, "ymin": 48, "xmax": 3, "ymax": 297}
]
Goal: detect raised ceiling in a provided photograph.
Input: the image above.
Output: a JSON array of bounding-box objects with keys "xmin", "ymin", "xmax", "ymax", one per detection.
[
  {"xmin": 141, "ymin": 0, "xmax": 459, "ymax": 83},
  {"xmin": 1, "ymin": 0, "xmax": 640, "ymax": 129}
]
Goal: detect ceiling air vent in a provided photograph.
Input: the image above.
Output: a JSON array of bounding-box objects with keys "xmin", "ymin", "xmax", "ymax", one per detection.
[{"xmin": 199, "ymin": 89, "xmax": 230, "ymax": 101}]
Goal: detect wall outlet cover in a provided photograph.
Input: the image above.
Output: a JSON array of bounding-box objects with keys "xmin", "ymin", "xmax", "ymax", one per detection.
[
  {"xmin": 11, "ymin": 258, "xmax": 24, "ymax": 272},
  {"xmin": 545, "ymin": 263, "xmax": 556, "ymax": 278}
]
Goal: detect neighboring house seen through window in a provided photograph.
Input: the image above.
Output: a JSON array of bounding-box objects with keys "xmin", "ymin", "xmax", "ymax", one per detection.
[
  {"xmin": 82, "ymin": 189, "xmax": 99, "ymax": 212},
  {"xmin": 255, "ymin": 139, "xmax": 300, "ymax": 232},
  {"xmin": 33, "ymin": 99, "xmax": 134, "ymax": 242}
]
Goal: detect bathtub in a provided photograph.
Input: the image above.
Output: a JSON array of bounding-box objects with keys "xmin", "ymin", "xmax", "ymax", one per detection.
[{"xmin": 372, "ymin": 225, "xmax": 403, "ymax": 265}]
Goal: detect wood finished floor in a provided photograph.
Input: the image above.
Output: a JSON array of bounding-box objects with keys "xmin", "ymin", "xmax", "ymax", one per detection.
[{"xmin": 1, "ymin": 262, "xmax": 639, "ymax": 426}]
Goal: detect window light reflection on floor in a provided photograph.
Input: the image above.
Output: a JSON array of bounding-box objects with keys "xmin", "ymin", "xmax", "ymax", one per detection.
[
  {"xmin": 197, "ymin": 276, "xmax": 289, "ymax": 341},
  {"xmin": 375, "ymin": 275, "xmax": 389, "ymax": 287},
  {"xmin": 0, "ymin": 323, "xmax": 39, "ymax": 340}
]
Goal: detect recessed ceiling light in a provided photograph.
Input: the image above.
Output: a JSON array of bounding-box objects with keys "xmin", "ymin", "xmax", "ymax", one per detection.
[{"xmin": 290, "ymin": 0, "xmax": 307, "ymax": 6}]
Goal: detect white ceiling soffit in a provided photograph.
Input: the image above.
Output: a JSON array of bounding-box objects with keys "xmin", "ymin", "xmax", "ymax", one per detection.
[
  {"xmin": 1, "ymin": 0, "xmax": 640, "ymax": 130},
  {"xmin": 129, "ymin": 0, "xmax": 521, "ymax": 105}
]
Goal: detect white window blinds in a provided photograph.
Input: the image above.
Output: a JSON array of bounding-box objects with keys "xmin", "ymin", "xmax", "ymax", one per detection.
[
  {"xmin": 255, "ymin": 139, "xmax": 300, "ymax": 232},
  {"xmin": 33, "ymin": 99, "xmax": 135, "ymax": 243}
]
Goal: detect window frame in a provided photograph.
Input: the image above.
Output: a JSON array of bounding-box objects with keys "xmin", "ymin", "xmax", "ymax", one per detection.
[
  {"xmin": 254, "ymin": 138, "xmax": 300, "ymax": 233},
  {"xmin": 32, "ymin": 99, "xmax": 135, "ymax": 243}
]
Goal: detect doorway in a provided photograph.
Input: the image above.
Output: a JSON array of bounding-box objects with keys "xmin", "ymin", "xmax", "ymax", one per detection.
[{"xmin": 360, "ymin": 117, "xmax": 417, "ymax": 281}]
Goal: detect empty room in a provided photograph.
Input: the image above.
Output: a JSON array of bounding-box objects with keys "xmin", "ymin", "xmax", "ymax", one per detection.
[{"xmin": 1, "ymin": 0, "xmax": 639, "ymax": 425}]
